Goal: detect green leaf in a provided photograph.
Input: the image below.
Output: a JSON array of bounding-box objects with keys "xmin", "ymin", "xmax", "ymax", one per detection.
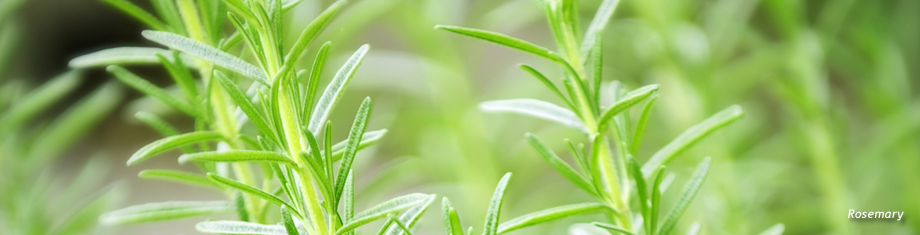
[
  {"xmin": 278, "ymin": 1, "xmax": 343, "ymax": 81},
  {"xmin": 592, "ymin": 222, "xmax": 634, "ymax": 235},
  {"xmin": 626, "ymin": 155, "xmax": 650, "ymax": 225},
  {"xmin": 138, "ymin": 169, "xmax": 220, "ymax": 189},
  {"xmin": 435, "ymin": 25, "xmax": 565, "ymax": 64},
  {"xmin": 597, "ymin": 84, "xmax": 660, "ymax": 131},
  {"xmin": 0, "ymin": 71, "xmax": 81, "ymax": 135},
  {"xmin": 336, "ymin": 193, "xmax": 432, "ymax": 235},
  {"xmin": 68, "ymin": 47, "xmax": 197, "ymax": 68},
  {"xmin": 387, "ymin": 214, "xmax": 415, "ymax": 235},
  {"xmin": 518, "ymin": 64, "xmax": 572, "ymax": 109},
  {"xmin": 206, "ymin": 173, "xmax": 303, "ymax": 219},
  {"xmin": 498, "ymin": 203, "xmax": 610, "ymax": 234},
  {"xmin": 483, "ymin": 173, "xmax": 512, "ymax": 235},
  {"xmin": 101, "ymin": 0, "xmax": 169, "ymax": 31},
  {"xmin": 151, "ymin": 0, "xmax": 185, "ymax": 34},
  {"xmin": 657, "ymin": 157, "xmax": 711, "ymax": 235},
  {"xmin": 642, "ymin": 105, "xmax": 742, "ymax": 176},
  {"xmin": 384, "ymin": 194, "xmax": 436, "ymax": 235},
  {"xmin": 328, "ymin": 129, "xmax": 388, "ymax": 162},
  {"xmin": 580, "ymin": 0, "xmax": 622, "ymax": 59},
  {"xmin": 195, "ymin": 221, "xmax": 287, "ymax": 235},
  {"xmin": 100, "ymin": 201, "xmax": 234, "ymax": 224},
  {"xmin": 480, "ymin": 99, "xmax": 587, "ymax": 133},
  {"xmin": 631, "ymin": 95, "xmax": 658, "ymax": 154},
  {"xmin": 344, "ymin": 170, "xmax": 355, "ymax": 234},
  {"xmin": 141, "ymin": 30, "xmax": 269, "ymax": 84},
  {"xmin": 442, "ymin": 198, "xmax": 464, "ymax": 235},
  {"xmin": 49, "ymin": 184, "xmax": 123, "ymax": 235},
  {"xmin": 334, "ymin": 97, "xmax": 373, "ymax": 201},
  {"xmin": 649, "ymin": 166, "xmax": 666, "ymax": 234},
  {"xmin": 281, "ymin": 206, "xmax": 300, "ymax": 235},
  {"xmin": 157, "ymin": 51, "xmax": 199, "ymax": 101},
  {"xmin": 685, "ymin": 222, "xmax": 701, "ymax": 235},
  {"xmin": 107, "ymin": 65, "xmax": 200, "ymax": 118},
  {"xmin": 757, "ymin": 224, "xmax": 785, "ymax": 235},
  {"xmin": 135, "ymin": 112, "xmax": 180, "ymax": 138},
  {"xmin": 524, "ymin": 133, "xmax": 596, "ymax": 196},
  {"xmin": 303, "ymin": 41, "xmax": 331, "ymax": 124},
  {"xmin": 179, "ymin": 150, "xmax": 297, "ymax": 167},
  {"xmin": 126, "ymin": 131, "xmax": 223, "ymax": 165},
  {"xmin": 307, "ymin": 44, "xmax": 371, "ymax": 133},
  {"xmin": 214, "ymin": 70, "xmax": 278, "ymax": 143},
  {"xmin": 30, "ymin": 82, "xmax": 121, "ymax": 161}
]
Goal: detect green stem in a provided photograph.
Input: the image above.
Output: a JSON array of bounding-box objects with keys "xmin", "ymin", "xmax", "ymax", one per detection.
[{"xmin": 279, "ymin": 81, "xmax": 327, "ymax": 235}]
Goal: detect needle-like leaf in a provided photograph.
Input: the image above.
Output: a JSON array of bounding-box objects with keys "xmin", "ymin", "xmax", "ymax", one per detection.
[
  {"xmin": 524, "ymin": 133, "xmax": 596, "ymax": 196},
  {"xmin": 141, "ymin": 30, "xmax": 269, "ymax": 84},
  {"xmin": 336, "ymin": 193, "xmax": 432, "ymax": 235},
  {"xmin": 278, "ymin": 1, "xmax": 343, "ymax": 80},
  {"xmin": 344, "ymin": 170, "xmax": 355, "ymax": 235},
  {"xmin": 335, "ymin": 97, "xmax": 373, "ymax": 204},
  {"xmin": 580, "ymin": 0, "xmax": 621, "ymax": 60},
  {"xmin": 206, "ymin": 173, "xmax": 303, "ymax": 219},
  {"xmin": 107, "ymin": 65, "xmax": 200, "ymax": 118},
  {"xmin": 597, "ymin": 84, "xmax": 659, "ymax": 131},
  {"xmin": 384, "ymin": 194, "xmax": 436, "ymax": 235},
  {"xmin": 435, "ymin": 25, "xmax": 565, "ymax": 64},
  {"xmin": 626, "ymin": 155, "xmax": 651, "ymax": 224},
  {"xmin": 631, "ymin": 95, "xmax": 658, "ymax": 154},
  {"xmin": 215, "ymin": 70, "xmax": 277, "ymax": 143},
  {"xmin": 642, "ymin": 106, "xmax": 742, "ymax": 177},
  {"xmin": 657, "ymin": 158, "xmax": 711, "ymax": 235},
  {"xmin": 179, "ymin": 150, "xmax": 297, "ymax": 167},
  {"xmin": 281, "ymin": 206, "xmax": 299, "ymax": 235},
  {"xmin": 139, "ymin": 169, "xmax": 220, "ymax": 189},
  {"xmin": 518, "ymin": 64, "xmax": 573, "ymax": 109},
  {"xmin": 127, "ymin": 131, "xmax": 224, "ymax": 166},
  {"xmin": 307, "ymin": 44, "xmax": 370, "ymax": 133},
  {"xmin": 101, "ymin": 0, "xmax": 169, "ymax": 31},
  {"xmin": 327, "ymin": 129, "xmax": 387, "ymax": 162},
  {"xmin": 30, "ymin": 82, "xmax": 121, "ymax": 161},
  {"xmin": 100, "ymin": 201, "xmax": 234, "ymax": 224},
  {"xmin": 195, "ymin": 221, "xmax": 288, "ymax": 235},
  {"xmin": 498, "ymin": 203, "xmax": 610, "ymax": 234},
  {"xmin": 649, "ymin": 166, "xmax": 665, "ymax": 234},
  {"xmin": 480, "ymin": 99, "xmax": 587, "ymax": 133},
  {"xmin": 442, "ymin": 198, "xmax": 464, "ymax": 235},
  {"xmin": 483, "ymin": 173, "xmax": 512, "ymax": 235},
  {"xmin": 68, "ymin": 47, "xmax": 197, "ymax": 68},
  {"xmin": 592, "ymin": 222, "xmax": 634, "ymax": 235}
]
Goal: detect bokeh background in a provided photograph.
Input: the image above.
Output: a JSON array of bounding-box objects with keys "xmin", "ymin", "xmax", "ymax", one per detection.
[{"xmin": 1, "ymin": 0, "xmax": 918, "ymax": 234}]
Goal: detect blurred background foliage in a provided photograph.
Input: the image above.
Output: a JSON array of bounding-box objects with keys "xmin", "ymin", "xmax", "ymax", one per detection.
[{"xmin": 1, "ymin": 0, "xmax": 917, "ymax": 234}]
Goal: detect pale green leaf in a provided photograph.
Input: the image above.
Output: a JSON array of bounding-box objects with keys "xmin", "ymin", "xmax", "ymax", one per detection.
[
  {"xmin": 685, "ymin": 222, "xmax": 702, "ymax": 235},
  {"xmin": 483, "ymin": 173, "xmax": 512, "ymax": 235},
  {"xmin": 597, "ymin": 84, "xmax": 659, "ymax": 131},
  {"xmin": 631, "ymin": 95, "xmax": 658, "ymax": 154},
  {"xmin": 126, "ymin": 131, "xmax": 223, "ymax": 165},
  {"xmin": 206, "ymin": 173, "xmax": 303, "ymax": 219},
  {"xmin": 657, "ymin": 157, "xmax": 711, "ymax": 235},
  {"xmin": 524, "ymin": 133, "xmax": 596, "ymax": 196},
  {"xmin": 580, "ymin": 0, "xmax": 622, "ymax": 59},
  {"xmin": 498, "ymin": 203, "xmax": 609, "ymax": 234},
  {"xmin": 107, "ymin": 65, "xmax": 200, "ymax": 118},
  {"xmin": 384, "ymin": 194, "xmax": 436, "ymax": 235},
  {"xmin": 195, "ymin": 221, "xmax": 287, "ymax": 235},
  {"xmin": 336, "ymin": 193, "xmax": 432, "ymax": 235},
  {"xmin": 435, "ymin": 25, "xmax": 565, "ymax": 64},
  {"xmin": 179, "ymin": 150, "xmax": 297, "ymax": 167},
  {"xmin": 278, "ymin": 1, "xmax": 343, "ymax": 81},
  {"xmin": 328, "ymin": 129, "xmax": 388, "ymax": 162},
  {"xmin": 281, "ymin": 206, "xmax": 300, "ymax": 235},
  {"xmin": 642, "ymin": 106, "xmax": 742, "ymax": 176},
  {"xmin": 334, "ymin": 97, "xmax": 372, "ymax": 201},
  {"xmin": 649, "ymin": 166, "xmax": 665, "ymax": 234},
  {"xmin": 138, "ymin": 169, "xmax": 220, "ymax": 189},
  {"xmin": 214, "ymin": 70, "xmax": 277, "ymax": 143},
  {"xmin": 591, "ymin": 222, "xmax": 634, "ymax": 235},
  {"xmin": 518, "ymin": 64, "xmax": 572, "ymax": 109},
  {"xmin": 30, "ymin": 82, "xmax": 121, "ymax": 161},
  {"xmin": 480, "ymin": 99, "xmax": 587, "ymax": 133},
  {"xmin": 141, "ymin": 30, "xmax": 269, "ymax": 84},
  {"xmin": 100, "ymin": 201, "xmax": 234, "ymax": 224},
  {"xmin": 68, "ymin": 47, "xmax": 197, "ymax": 68},
  {"xmin": 307, "ymin": 44, "xmax": 370, "ymax": 133},
  {"xmin": 442, "ymin": 198, "xmax": 464, "ymax": 235}
]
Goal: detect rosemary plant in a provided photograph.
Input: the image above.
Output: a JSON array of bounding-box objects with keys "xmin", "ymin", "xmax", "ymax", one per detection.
[
  {"xmin": 436, "ymin": 0, "xmax": 752, "ymax": 234},
  {"xmin": 72, "ymin": 0, "xmax": 434, "ymax": 234},
  {"xmin": 0, "ymin": 1, "xmax": 124, "ymax": 234}
]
